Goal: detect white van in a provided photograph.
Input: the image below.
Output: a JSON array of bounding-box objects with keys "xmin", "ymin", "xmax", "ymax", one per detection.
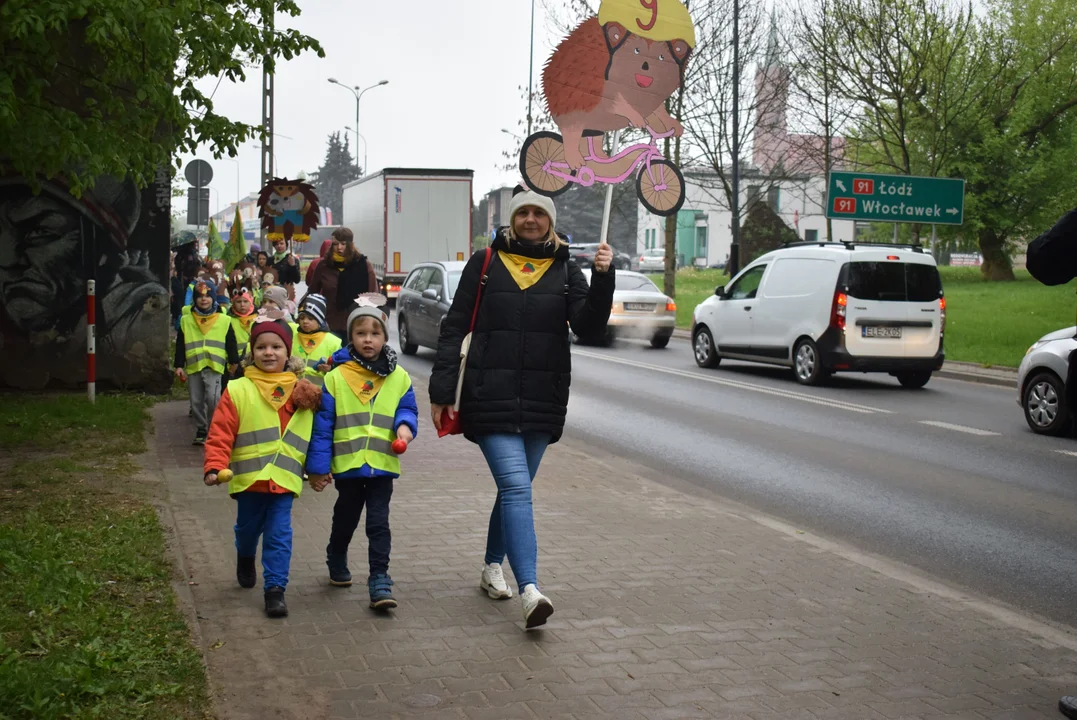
[{"xmin": 690, "ymin": 242, "xmax": 946, "ymax": 387}]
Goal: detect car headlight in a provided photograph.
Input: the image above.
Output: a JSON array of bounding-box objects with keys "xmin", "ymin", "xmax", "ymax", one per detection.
[{"xmin": 1026, "ymin": 341, "xmax": 1046, "ymax": 356}]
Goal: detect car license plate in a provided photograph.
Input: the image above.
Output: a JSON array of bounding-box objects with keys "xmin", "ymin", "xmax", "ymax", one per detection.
[
  {"xmin": 624, "ymin": 303, "xmax": 655, "ymax": 312},
  {"xmin": 862, "ymin": 326, "xmax": 902, "ymax": 338}
]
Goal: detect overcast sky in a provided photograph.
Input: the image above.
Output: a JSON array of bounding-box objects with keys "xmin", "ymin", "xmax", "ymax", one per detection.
[{"xmin": 178, "ymin": 0, "xmax": 565, "ymax": 212}]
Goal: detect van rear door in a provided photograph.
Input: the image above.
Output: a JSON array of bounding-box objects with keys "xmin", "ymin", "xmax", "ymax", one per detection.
[{"xmin": 840, "ymin": 256, "xmax": 943, "ymax": 358}]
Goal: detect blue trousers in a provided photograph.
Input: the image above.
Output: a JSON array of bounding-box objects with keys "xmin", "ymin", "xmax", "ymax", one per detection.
[
  {"xmin": 476, "ymin": 433, "xmax": 551, "ymax": 593},
  {"xmin": 234, "ymin": 492, "xmax": 294, "ymax": 590}
]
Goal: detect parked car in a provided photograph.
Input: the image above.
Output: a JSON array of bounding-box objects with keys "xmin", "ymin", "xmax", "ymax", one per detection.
[
  {"xmin": 639, "ymin": 248, "xmax": 666, "ymax": 273},
  {"xmin": 396, "ymin": 260, "xmax": 466, "ymax": 354},
  {"xmin": 690, "ymin": 241, "xmax": 946, "ymax": 387},
  {"xmin": 574, "ymin": 269, "xmax": 676, "ymax": 348},
  {"xmin": 1017, "ymin": 326, "xmax": 1077, "ymax": 435},
  {"xmin": 571, "ymin": 242, "xmax": 634, "ymax": 270}
]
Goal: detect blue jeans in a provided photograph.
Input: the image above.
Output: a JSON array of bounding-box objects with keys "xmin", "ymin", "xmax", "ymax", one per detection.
[
  {"xmin": 476, "ymin": 433, "xmax": 551, "ymax": 593},
  {"xmin": 234, "ymin": 492, "xmax": 294, "ymax": 590}
]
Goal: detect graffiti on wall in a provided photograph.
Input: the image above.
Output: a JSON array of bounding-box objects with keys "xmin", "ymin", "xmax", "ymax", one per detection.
[{"xmin": 0, "ymin": 169, "xmax": 171, "ymax": 390}]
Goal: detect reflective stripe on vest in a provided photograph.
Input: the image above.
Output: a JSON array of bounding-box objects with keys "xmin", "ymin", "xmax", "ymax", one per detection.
[
  {"xmin": 180, "ymin": 312, "xmax": 229, "ymax": 374},
  {"xmin": 230, "ymin": 317, "xmax": 253, "ymax": 358},
  {"xmin": 325, "ymin": 366, "xmax": 411, "ymax": 477},
  {"xmin": 226, "ymin": 378, "xmax": 313, "ymax": 495}
]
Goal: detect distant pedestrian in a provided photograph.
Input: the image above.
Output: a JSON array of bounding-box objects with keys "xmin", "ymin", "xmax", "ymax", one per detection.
[
  {"xmin": 307, "ymin": 295, "xmax": 418, "ymax": 610},
  {"xmin": 244, "ymin": 242, "xmax": 262, "ymax": 266},
  {"xmin": 271, "ymin": 238, "xmax": 302, "ymax": 300},
  {"xmin": 428, "ymin": 187, "xmax": 615, "ymax": 629},
  {"xmin": 305, "ymin": 227, "xmax": 380, "ymax": 340},
  {"xmin": 305, "ymin": 239, "xmax": 334, "ymax": 286},
  {"xmin": 175, "ymin": 279, "xmax": 228, "ymax": 445},
  {"xmin": 203, "ymin": 315, "xmax": 322, "ymax": 618}
]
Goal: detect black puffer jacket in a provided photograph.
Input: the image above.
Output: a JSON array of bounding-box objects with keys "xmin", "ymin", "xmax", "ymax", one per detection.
[{"xmin": 429, "ymin": 231, "xmax": 615, "ymax": 442}]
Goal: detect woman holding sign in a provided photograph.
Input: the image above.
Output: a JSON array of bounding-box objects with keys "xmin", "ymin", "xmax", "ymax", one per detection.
[{"xmin": 429, "ymin": 187, "xmax": 614, "ymax": 629}]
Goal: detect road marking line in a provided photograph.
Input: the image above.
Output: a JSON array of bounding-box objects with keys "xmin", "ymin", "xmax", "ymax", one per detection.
[
  {"xmin": 1055, "ymin": 449, "xmax": 1077, "ymax": 458},
  {"xmin": 572, "ymin": 349, "xmax": 891, "ymax": 415},
  {"xmin": 918, "ymin": 420, "xmax": 1000, "ymax": 436}
]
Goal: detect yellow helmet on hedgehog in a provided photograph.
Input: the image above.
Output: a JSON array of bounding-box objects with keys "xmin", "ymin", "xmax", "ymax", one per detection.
[{"xmin": 598, "ymin": 0, "xmax": 697, "ymax": 48}]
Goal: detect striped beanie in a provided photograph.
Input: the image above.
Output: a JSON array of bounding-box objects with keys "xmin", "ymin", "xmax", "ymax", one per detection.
[{"xmin": 297, "ymin": 294, "xmax": 329, "ymax": 330}]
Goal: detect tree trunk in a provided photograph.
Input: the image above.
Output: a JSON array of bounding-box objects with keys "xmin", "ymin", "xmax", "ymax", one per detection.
[
  {"xmin": 663, "ymin": 213, "xmax": 677, "ymax": 297},
  {"xmin": 979, "ymin": 229, "xmax": 1015, "ymax": 281}
]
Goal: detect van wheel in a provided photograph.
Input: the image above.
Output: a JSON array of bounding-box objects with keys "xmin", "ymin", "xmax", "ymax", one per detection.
[
  {"xmin": 793, "ymin": 338, "xmax": 824, "ymax": 386},
  {"xmin": 399, "ymin": 317, "xmax": 418, "ymax": 355},
  {"xmin": 650, "ymin": 334, "xmax": 670, "ymax": 349},
  {"xmin": 1023, "ymin": 371, "xmax": 1070, "ymax": 435},
  {"xmin": 693, "ymin": 327, "xmax": 720, "ymax": 368},
  {"xmin": 896, "ymin": 371, "xmax": 932, "ymax": 389}
]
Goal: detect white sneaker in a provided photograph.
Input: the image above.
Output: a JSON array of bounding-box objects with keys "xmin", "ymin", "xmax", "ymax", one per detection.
[
  {"xmin": 480, "ymin": 563, "xmax": 513, "ymax": 599},
  {"xmin": 521, "ymin": 584, "xmax": 554, "ymax": 629}
]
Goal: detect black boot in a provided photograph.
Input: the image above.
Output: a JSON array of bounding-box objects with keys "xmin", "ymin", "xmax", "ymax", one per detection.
[
  {"xmin": 264, "ymin": 586, "xmax": 288, "ymax": 618},
  {"xmin": 1060, "ymin": 696, "xmax": 1077, "ymax": 720},
  {"xmin": 326, "ymin": 546, "xmax": 352, "ymax": 587},
  {"xmin": 237, "ymin": 555, "xmax": 256, "ymax": 589}
]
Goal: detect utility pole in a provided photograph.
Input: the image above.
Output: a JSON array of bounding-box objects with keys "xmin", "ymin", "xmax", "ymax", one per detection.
[
  {"xmin": 729, "ymin": 0, "xmax": 742, "ymax": 277},
  {"xmin": 527, "ymin": 0, "xmax": 536, "ymax": 137},
  {"xmin": 260, "ymin": 8, "xmax": 275, "ymax": 247}
]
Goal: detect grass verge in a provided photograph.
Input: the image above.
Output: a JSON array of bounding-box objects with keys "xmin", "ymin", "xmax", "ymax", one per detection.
[
  {"xmin": 0, "ymin": 395, "xmax": 207, "ymax": 720},
  {"xmin": 652, "ymin": 266, "xmax": 1076, "ymax": 368}
]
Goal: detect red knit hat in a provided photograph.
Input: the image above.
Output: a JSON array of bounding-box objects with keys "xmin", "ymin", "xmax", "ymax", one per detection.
[{"xmin": 250, "ymin": 318, "xmax": 293, "ymax": 356}]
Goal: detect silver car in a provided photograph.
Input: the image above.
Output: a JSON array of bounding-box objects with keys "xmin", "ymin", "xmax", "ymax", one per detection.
[
  {"xmin": 575, "ymin": 269, "xmax": 677, "ymax": 348},
  {"xmin": 396, "ymin": 261, "xmax": 466, "ymax": 354},
  {"xmin": 1017, "ymin": 326, "xmax": 1076, "ymax": 435},
  {"xmin": 638, "ymin": 248, "xmax": 666, "ymax": 273}
]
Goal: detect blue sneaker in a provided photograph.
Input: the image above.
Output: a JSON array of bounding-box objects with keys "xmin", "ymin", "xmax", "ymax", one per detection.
[
  {"xmin": 368, "ymin": 573, "xmax": 397, "ymax": 610},
  {"xmin": 326, "ymin": 548, "xmax": 352, "ymax": 587}
]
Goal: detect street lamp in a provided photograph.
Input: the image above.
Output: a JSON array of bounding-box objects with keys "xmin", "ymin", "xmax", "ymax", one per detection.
[
  {"xmin": 343, "ymin": 127, "xmax": 369, "ymax": 178},
  {"xmin": 328, "ymin": 78, "xmax": 389, "ymax": 173}
]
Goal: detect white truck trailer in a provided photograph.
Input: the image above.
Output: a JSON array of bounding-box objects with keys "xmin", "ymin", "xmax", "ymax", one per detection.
[{"xmin": 341, "ymin": 168, "xmax": 474, "ymax": 301}]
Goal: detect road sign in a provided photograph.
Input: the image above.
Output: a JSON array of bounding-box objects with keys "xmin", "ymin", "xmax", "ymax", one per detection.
[
  {"xmin": 184, "ymin": 159, "xmax": 213, "ymax": 188},
  {"xmin": 826, "ymin": 171, "xmax": 965, "ymax": 225},
  {"xmin": 186, "ymin": 187, "xmax": 210, "ymax": 226}
]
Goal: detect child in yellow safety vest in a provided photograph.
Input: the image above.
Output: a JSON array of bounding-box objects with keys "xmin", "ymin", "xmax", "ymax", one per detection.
[
  {"xmin": 224, "ymin": 285, "xmax": 258, "ymax": 383},
  {"xmin": 175, "ymin": 279, "xmax": 228, "ymax": 446},
  {"xmin": 292, "ymin": 294, "xmax": 342, "ymax": 388},
  {"xmin": 203, "ymin": 313, "xmax": 322, "ymax": 618},
  {"xmin": 307, "ymin": 293, "xmax": 418, "ymax": 610}
]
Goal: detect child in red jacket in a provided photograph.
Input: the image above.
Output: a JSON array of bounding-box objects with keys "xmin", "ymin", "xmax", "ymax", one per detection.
[{"xmin": 204, "ymin": 312, "xmax": 321, "ymax": 618}]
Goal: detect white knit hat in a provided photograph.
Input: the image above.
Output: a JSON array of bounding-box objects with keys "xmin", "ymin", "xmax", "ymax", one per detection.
[{"xmin": 508, "ymin": 186, "xmax": 557, "ymax": 229}]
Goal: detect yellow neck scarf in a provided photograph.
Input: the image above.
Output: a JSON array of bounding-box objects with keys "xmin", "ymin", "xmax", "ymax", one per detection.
[
  {"xmin": 232, "ymin": 314, "xmax": 256, "ymax": 333},
  {"xmin": 193, "ymin": 312, "xmax": 220, "ymax": 334},
  {"xmin": 337, "ymin": 363, "xmax": 385, "ymax": 406},
  {"xmin": 243, "ymin": 366, "xmax": 298, "ymax": 409},
  {"xmin": 297, "ymin": 331, "xmax": 327, "ymax": 356},
  {"xmin": 332, "ymin": 251, "xmax": 347, "ymax": 264},
  {"xmin": 498, "ymin": 251, "xmax": 554, "ymax": 290}
]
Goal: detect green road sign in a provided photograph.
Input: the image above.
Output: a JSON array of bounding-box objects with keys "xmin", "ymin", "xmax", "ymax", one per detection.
[{"xmin": 826, "ymin": 171, "xmax": 965, "ymax": 225}]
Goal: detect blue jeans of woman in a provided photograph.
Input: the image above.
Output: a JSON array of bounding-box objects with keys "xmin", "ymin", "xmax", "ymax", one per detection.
[{"xmin": 476, "ymin": 432, "xmax": 551, "ymax": 593}]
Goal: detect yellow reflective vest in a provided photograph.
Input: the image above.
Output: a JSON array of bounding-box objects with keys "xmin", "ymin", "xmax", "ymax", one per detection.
[
  {"xmin": 229, "ymin": 314, "xmax": 257, "ymax": 359},
  {"xmin": 180, "ymin": 308, "xmax": 229, "ymax": 374},
  {"xmin": 226, "ymin": 378, "xmax": 313, "ymax": 496},
  {"xmin": 325, "ymin": 365, "xmax": 411, "ymax": 477},
  {"xmin": 293, "ymin": 333, "xmax": 343, "ymax": 387}
]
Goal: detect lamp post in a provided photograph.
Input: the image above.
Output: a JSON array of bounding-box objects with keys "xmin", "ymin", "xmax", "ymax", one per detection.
[
  {"xmin": 343, "ymin": 127, "xmax": 369, "ymax": 178},
  {"xmin": 729, "ymin": 0, "xmax": 742, "ymax": 277},
  {"xmin": 527, "ymin": 0, "xmax": 536, "ymax": 137},
  {"xmin": 328, "ymin": 78, "xmax": 389, "ymax": 173}
]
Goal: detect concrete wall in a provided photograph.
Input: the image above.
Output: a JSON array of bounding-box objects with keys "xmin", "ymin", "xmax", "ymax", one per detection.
[{"xmin": 0, "ymin": 172, "xmax": 172, "ymax": 390}]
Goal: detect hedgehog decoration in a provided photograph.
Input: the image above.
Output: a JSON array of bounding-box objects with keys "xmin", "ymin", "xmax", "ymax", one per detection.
[{"xmin": 257, "ymin": 178, "xmax": 320, "ymax": 243}]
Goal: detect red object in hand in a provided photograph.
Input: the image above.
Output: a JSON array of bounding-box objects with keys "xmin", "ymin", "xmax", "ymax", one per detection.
[{"xmin": 391, "ymin": 439, "xmax": 408, "ymax": 454}]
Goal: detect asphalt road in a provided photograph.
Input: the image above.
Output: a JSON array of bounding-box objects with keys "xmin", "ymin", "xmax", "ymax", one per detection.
[{"xmin": 390, "ymin": 321, "xmax": 1077, "ymax": 627}]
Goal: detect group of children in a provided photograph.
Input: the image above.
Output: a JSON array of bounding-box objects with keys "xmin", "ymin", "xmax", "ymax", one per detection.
[{"xmin": 196, "ymin": 293, "xmax": 420, "ymax": 618}]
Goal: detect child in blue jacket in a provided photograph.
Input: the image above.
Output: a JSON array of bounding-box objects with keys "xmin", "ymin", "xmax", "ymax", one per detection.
[{"xmin": 307, "ymin": 295, "xmax": 417, "ymax": 610}]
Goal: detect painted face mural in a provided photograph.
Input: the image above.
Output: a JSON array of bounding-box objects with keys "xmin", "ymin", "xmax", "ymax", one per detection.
[
  {"xmin": 0, "ymin": 173, "xmax": 170, "ymax": 390},
  {"xmin": 520, "ymin": 0, "xmax": 696, "ymax": 217}
]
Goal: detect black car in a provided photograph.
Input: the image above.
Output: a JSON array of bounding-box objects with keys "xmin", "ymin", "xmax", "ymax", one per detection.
[
  {"xmin": 569, "ymin": 242, "xmax": 635, "ymax": 270},
  {"xmin": 396, "ymin": 260, "xmax": 467, "ymax": 354}
]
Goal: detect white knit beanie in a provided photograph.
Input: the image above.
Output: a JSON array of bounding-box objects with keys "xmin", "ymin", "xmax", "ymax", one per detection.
[{"xmin": 507, "ymin": 187, "xmax": 557, "ymax": 230}]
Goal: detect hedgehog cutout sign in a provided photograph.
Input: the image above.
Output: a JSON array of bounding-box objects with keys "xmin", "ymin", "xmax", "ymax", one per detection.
[
  {"xmin": 520, "ymin": 0, "xmax": 696, "ymax": 217},
  {"xmin": 257, "ymin": 178, "xmax": 321, "ymax": 243}
]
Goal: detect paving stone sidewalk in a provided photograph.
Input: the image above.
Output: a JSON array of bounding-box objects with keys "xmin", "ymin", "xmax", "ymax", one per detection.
[{"xmin": 153, "ymin": 385, "xmax": 1077, "ymax": 720}]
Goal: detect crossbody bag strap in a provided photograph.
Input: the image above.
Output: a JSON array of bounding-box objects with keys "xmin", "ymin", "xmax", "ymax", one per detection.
[{"xmin": 467, "ymin": 247, "xmax": 494, "ymax": 334}]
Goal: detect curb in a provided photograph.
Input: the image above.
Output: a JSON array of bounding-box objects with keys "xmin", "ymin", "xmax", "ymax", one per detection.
[{"xmin": 670, "ymin": 328, "xmax": 1016, "ymax": 388}]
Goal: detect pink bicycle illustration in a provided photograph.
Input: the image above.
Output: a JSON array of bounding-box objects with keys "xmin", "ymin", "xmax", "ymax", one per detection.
[{"xmin": 520, "ymin": 126, "xmax": 686, "ymax": 216}]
